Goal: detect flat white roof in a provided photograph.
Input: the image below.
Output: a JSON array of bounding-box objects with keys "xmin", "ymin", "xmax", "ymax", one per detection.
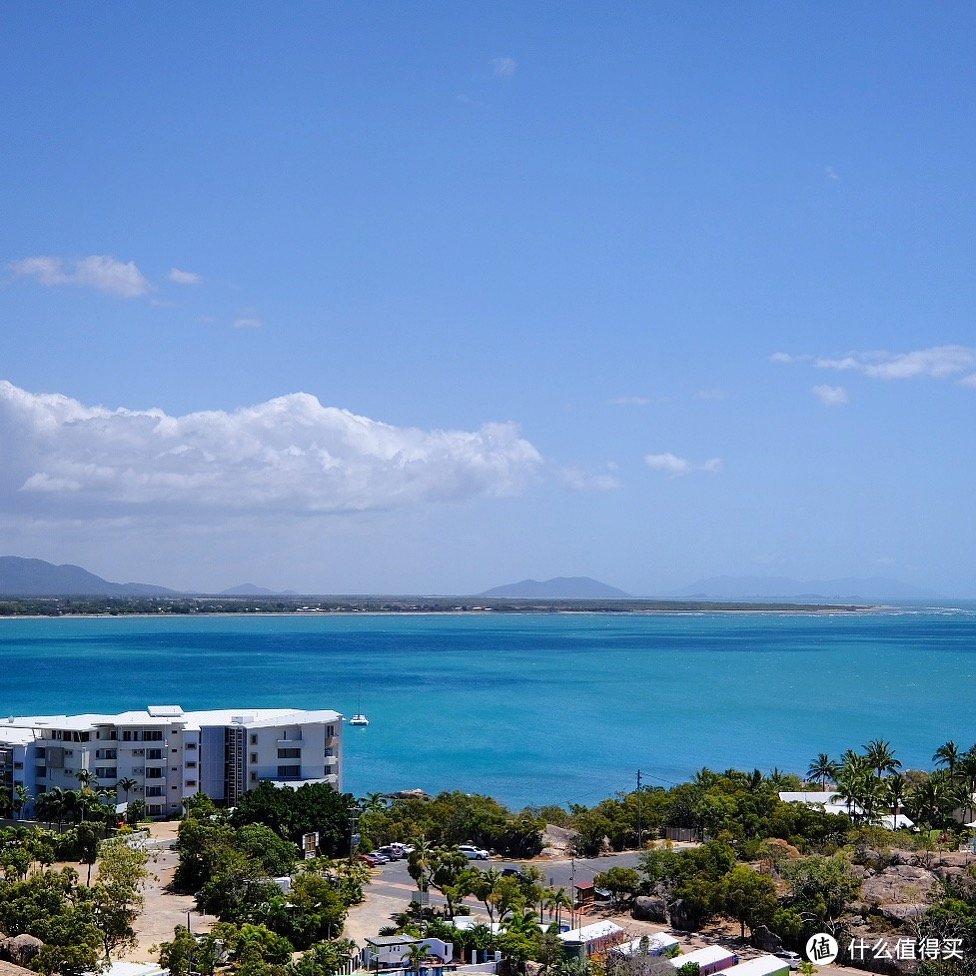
[
  {"xmin": 616, "ymin": 933, "xmax": 679, "ymax": 955},
  {"xmin": 0, "ymin": 707, "xmax": 342, "ymax": 735},
  {"xmin": 728, "ymin": 957, "xmax": 789, "ymax": 976},
  {"xmin": 559, "ymin": 921, "xmax": 625, "ymax": 943},
  {"xmin": 670, "ymin": 946, "xmax": 737, "ymax": 967}
]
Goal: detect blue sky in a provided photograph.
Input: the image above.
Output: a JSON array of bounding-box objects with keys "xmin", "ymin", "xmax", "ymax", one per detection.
[{"xmin": 2, "ymin": 3, "xmax": 974, "ymax": 596}]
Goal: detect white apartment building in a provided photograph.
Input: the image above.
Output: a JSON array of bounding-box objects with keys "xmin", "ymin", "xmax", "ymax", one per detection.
[{"xmin": 0, "ymin": 705, "xmax": 343, "ymax": 819}]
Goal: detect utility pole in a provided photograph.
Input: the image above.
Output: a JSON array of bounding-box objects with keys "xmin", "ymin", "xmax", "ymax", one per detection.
[{"xmin": 636, "ymin": 769, "xmax": 643, "ymax": 851}]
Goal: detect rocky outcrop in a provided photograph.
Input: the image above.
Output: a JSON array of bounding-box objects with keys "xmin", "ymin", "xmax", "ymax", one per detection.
[
  {"xmin": 632, "ymin": 896, "xmax": 668, "ymax": 923},
  {"xmin": 750, "ymin": 925, "xmax": 783, "ymax": 953},
  {"xmin": 1, "ymin": 934, "xmax": 44, "ymax": 967}
]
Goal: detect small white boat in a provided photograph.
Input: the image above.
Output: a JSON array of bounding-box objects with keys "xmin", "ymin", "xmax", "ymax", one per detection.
[{"xmin": 349, "ymin": 713, "xmax": 369, "ymax": 726}]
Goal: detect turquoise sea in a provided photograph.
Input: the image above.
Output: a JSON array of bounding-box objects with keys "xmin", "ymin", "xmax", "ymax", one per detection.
[{"xmin": 1, "ymin": 610, "xmax": 974, "ymax": 809}]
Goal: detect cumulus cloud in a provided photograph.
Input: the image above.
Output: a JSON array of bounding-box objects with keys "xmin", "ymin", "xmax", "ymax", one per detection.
[
  {"xmin": 169, "ymin": 267, "xmax": 202, "ymax": 285},
  {"xmin": 233, "ymin": 316, "xmax": 263, "ymax": 329},
  {"xmin": 644, "ymin": 453, "xmax": 722, "ymax": 477},
  {"xmin": 0, "ymin": 381, "xmax": 543, "ymax": 517},
  {"xmin": 8, "ymin": 255, "xmax": 150, "ymax": 298},
  {"xmin": 812, "ymin": 384, "xmax": 848, "ymax": 406},
  {"xmin": 770, "ymin": 351, "xmax": 806, "ymax": 364},
  {"xmin": 492, "ymin": 57, "xmax": 517, "ymax": 78}
]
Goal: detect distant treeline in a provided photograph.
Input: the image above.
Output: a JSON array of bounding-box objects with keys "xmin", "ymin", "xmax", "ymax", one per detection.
[{"xmin": 0, "ymin": 596, "xmax": 860, "ymax": 617}]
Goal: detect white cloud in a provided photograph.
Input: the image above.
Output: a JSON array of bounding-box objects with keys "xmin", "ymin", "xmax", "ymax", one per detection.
[
  {"xmin": 825, "ymin": 165, "xmax": 841, "ymax": 182},
  {"xmin": 814, "ymin": 345, "xmax": 976, "ymax": 383},
  {"xmin": 770, "ymin": 352, "xmax": 803, "ymax": 364},
  {"xmin": 812, "ymin": 384, "xmax": 848, "ymax": 406},
  {"xmin": 0, "ymin": 381, "xmax": 543, "ymax": 517},
  {"xmin": 694, "ymin": 389, "xmax": 729, "ymax": 401},
  {"xmin": 608, "ymin": 395, "xmax": 650, "ymax": 407},
  {"xmin": 233, "ymin": 317, "xmax": 263, "ymax": 329},
  {"xmin": 169, "ymin": 267, "xmax": 202, "ymax": 285},
  {"xmin": 491, "ymin": 57, "xmax": 517, "ymax": 79},
  {"xmin": 559, "ymin": 466, "xmax": 621, "ymax": 491},
  {"xmin": 644, "ymin": 453, "xmax": 722, "ymax": 477},
  {"xmin": 8, "ymin": 255, "xmax": 150, "ymax": 298}
]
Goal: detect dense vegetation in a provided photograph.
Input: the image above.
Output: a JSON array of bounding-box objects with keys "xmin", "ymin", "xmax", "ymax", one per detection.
[
  {"xmin": 0, "ymin": 596, "xmax": 854, "ymax": 617},
  {"xmin": 3, "ymin": 737, "xmax": 976, "ymax": 976}
]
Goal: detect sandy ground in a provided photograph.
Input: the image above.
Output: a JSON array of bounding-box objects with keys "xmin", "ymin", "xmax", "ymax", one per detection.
[{"xmin": 121, "ymin": 821, "xmax": 218, "ymax": 962}]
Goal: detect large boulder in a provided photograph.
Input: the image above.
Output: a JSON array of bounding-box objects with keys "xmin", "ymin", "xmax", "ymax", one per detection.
[
  {"xmin": 632, "ymin": 896, "xmax": 668, "ymax": 923},
  {"xmin": 2, "ymin": 934, "xmax": 44, "ymax": 966},
  {"xmin": 750, "ymin": 925, "xmax": 783, "ymax": 953},
  {"xmin": 860, "ymin": 864, "xmax": 935, "ymax": 907}
]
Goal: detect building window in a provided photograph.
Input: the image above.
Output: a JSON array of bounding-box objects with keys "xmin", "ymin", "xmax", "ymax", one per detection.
[
  {"xmin": 146, "ymin": 767, "xmax": 163, "ymax": 779},
  {"xmin": 277, "ymin": 765, "xmax": 301, "ymax": 778},
  {"xmin": 250, "ymin": 772, "xmax": 258, "ymax": 782},
  {"xmin": 186, "ymin": 742, "xmax": 197, "ymax": 750},
  {"xmin": 250, "ymin": 734, "xmax": 258, "ymax": 745},
  {"xmin": 186, "ymin": 760, "xmax": 197, "ymax": 769},
  {"xmin": 250, "ymin": 753, "xmax": 258, "ymax": 763},
  {"xmin": 277, "ymin": 748, "xmax": 301, "ymax": 759},
  {"xmin": 95, "ymin": 767, "xmax": 117, "ymax": 780},
  {"xmin": 186, "ymin": 779, "xmax": 197, "ymax": 787},
  {"xmin": 35, "ymin": 767, "xmax": 46, "ymax": 779},
  {"xmin": 147, "ymin": 749, "xmax": 163, "ymax": 760},
  {"xmin": 35, "ymin": 747, "xmax": 46, "ymax": 758},
  {"xmin": 148, "ymin": 804, "xmax": 163, "ymax": 815},
  {"xmin": 146, "ymin": 786, "xmax": 164, "ymax": 797}
]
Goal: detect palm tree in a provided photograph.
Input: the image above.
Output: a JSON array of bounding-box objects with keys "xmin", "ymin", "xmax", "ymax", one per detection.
[
  {"xmin": 883, "ymin": 773, "xmax": 907, "ymax": 829},
  {"xmin": 358, "ymin": 791, "xmax": 387, "ymax": 815},
  {"xmin": 934, "ymin": 741, "xmax": 961, "ymax": 779},
  {"xmin": 550, "ymin": 887, "xmax": 571, "ymax": 929},
  {"xmin": 405, "ymin": 942, "xmax": 432, "ymax": 976},
  {"xmin": 13, "ymin": 784, "xmax": 32, "ymax": 821},
  {"xmin": 117, "ymin": 777, "xmax": 137, "ymax": 803},
  {"xmin": 908, "ymin": 774, "xmax": 963, "ymax": 830},
  {"xmin": 807, "ymin": 754, "xmax": 838, "ymax": 789},
  {"xmin": 832, "ymin": 759, "xmax": 871, "ymax": 822},
  {"xmin": 864, "ymin": 739, "xmax": 901, "ymax": 779}
]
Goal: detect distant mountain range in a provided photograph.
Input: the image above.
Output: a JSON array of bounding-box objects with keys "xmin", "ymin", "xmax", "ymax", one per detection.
[
  {"xmin": 219, "ymin": 583, "xmax": 299, "ymax": 597},
  {"xmin": 0, "ymin": 556, "xmax": 178, "ymax": 597},
  {"xmin": 664, "ymin": 575, "xmax": 938, "ymax": 602},
  {"xmin": 479, "ymin": 576, "xmax": 632, "ymax": 599}
]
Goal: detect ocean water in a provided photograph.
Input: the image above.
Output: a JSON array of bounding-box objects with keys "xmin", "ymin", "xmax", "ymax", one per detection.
[{"xmin": 1, "ymin": 610, "xmax": 974, "ymax": 809}]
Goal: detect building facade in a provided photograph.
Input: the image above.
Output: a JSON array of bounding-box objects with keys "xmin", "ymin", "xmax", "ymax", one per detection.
[{"xmin": 0, "ymin": 705, "xmax": 343, "ymax": 819}]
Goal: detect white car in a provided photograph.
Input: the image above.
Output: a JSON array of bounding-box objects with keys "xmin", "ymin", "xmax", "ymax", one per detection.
[{"xmin": 458, "ymin": 843, "xmax": 489, "ymax": 860}]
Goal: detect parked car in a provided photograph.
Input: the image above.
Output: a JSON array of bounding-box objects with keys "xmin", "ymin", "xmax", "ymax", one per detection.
[
  {"xmin": 593, "ymin": 887, "xmax": 612, "ymax": 901},
  {"xmin": 358, "ymin": 854, "xmax": 380, "ymax": 867},
  {"xmin": 775, "ymin": 952, "xmax": 801, "ymax": 970},
  {"xmin": 458, "ymin": 843, "xmax": 489, "ymax": 860},
  {"xmin": 377, "ymin": 845, "xmax": 401, "ymax": 859},
  {"xmin": 501, "ymin": 867, "xmax": 525, "ymax": 879},
  {"xmin": 368, "ymin": 851, "xmax": 389, "ymax": 863}
]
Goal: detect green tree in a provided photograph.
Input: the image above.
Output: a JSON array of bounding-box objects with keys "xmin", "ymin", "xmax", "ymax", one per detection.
[
  {"xmin": 593, "ymin": 866, "xmax": 641, "ymax": 906},
  {"xmin": 806, "ymin": 754, "xmax": 838, "ymax": 790},
  {"xmin": 720, "ymin": 865, "xmax": 777, "ymax": 939}
]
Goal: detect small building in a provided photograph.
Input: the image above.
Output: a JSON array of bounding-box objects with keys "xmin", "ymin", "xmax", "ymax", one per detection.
[
  {"xmin": 613, "ymin": 933, "xmax": 680, "ymax": 957},
  {"xmin": 727, "ymin": 956, "xmax": 789, "ymax": 976},
  {"xmin": 559, "ymin": 921, "xmax": 626, "ymax": 959},
  {"xmin": 363, "ymin": 936, "xmax": 454, "ymax": 969},
  {"xmin": 574, "ymin": 880, "xmax": 596, "ymax": 905},
  {"xmin": 669, "ymin": 945, "xmax": 738, "ymax": 976}
]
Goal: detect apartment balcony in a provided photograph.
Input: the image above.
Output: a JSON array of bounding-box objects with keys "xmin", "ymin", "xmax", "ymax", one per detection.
[{"xmin": 324, "ymin": 755, "xmax": 338, "ymax": 767}]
